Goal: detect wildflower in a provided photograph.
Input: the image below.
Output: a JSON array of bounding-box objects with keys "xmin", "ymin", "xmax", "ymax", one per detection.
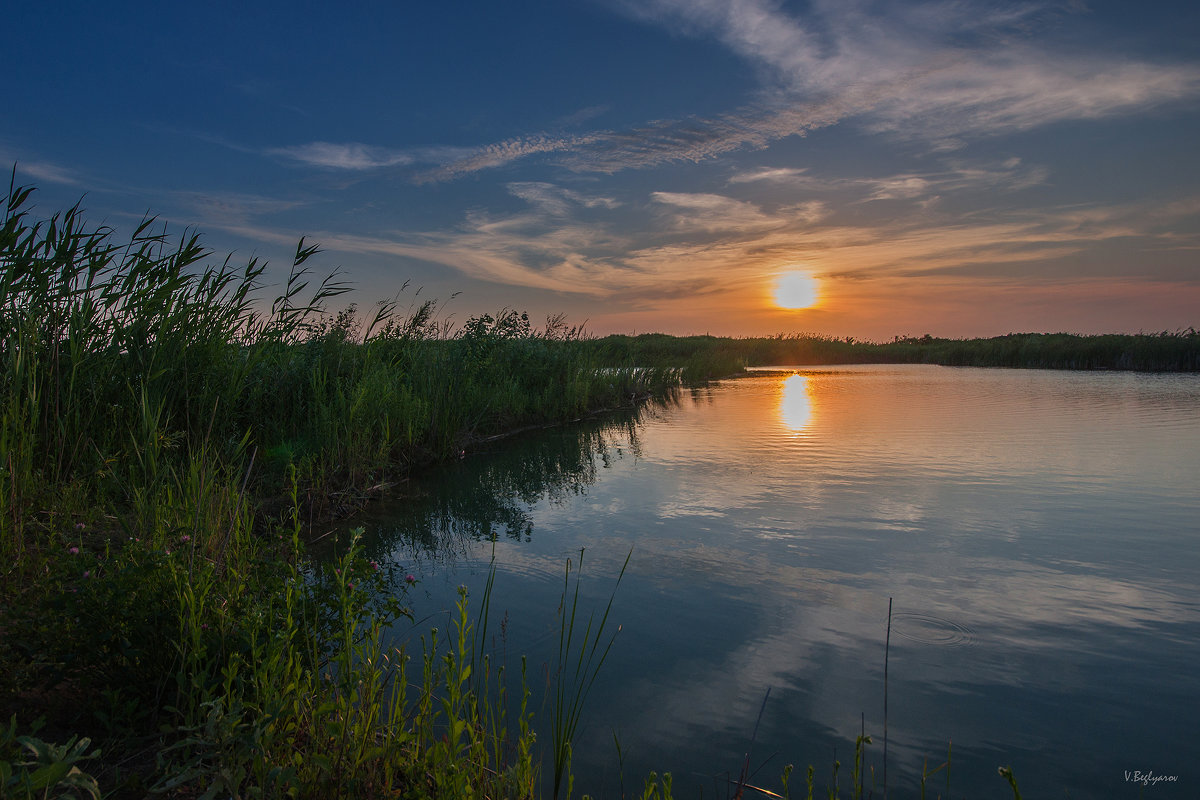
[
  {"xmin": 68, "ymin": 547, "xmax": 80, "ymax": 555},
  {"xmin": 348, "ymin": 582, "xmax": 355, "ymax": 590},
  {"xmin": 201, "ymin": 623, "xmax": 208, "ymax": 630},
  {"xmin": 181, "ymin": 534, "xmax": 191, "ymax": 543},
  {"xmin": 82, "ymin": 571, "xmax": 91, "ymax": 579},
  {"xmin": 74, "ymin": 522, "xmax": 85, "ymax": 531},
  {"xmin": 369, "ymin": 560, "xmax": 380, "ymax": 571},
  {"xmin": 405, "ymin": 574, "xmax": 416, "ymax": 584}
]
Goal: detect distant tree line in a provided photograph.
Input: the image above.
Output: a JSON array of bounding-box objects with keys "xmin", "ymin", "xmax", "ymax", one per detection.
[{"xmin": 585, "ymin": 329, "xmax": 1200, "ymax": 377}]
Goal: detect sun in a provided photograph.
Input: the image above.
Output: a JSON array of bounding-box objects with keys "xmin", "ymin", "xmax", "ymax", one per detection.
[{"xmin": 772, "ymin": 270, "xmax": 820, "ymax": 310}]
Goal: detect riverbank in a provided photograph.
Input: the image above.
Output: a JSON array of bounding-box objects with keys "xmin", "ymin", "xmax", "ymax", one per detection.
[{"xmin": 0, "ymin": 183, "xmax": 685, "ymax": 798}]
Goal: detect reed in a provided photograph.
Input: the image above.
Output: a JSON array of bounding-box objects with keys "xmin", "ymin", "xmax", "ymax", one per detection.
[
  {"xmin": 550, "ymin": 549, "xmax": 629, "ymax": 799},
  {"xmin": 0, "ymin": 177, "xmax": 686, "ymax": 798}
]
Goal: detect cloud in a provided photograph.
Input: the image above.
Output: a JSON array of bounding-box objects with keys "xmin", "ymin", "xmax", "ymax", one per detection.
[
  {"xmin": 729, "ymin": 157, "xmax": 1048, "ymax": 202},
  {"xmin": 268, "ymin": 142, "xmax": 415, "ymax": 170},
  {"xmin": 622, "ymin": 0, "xmax": 1200, "ymax": 131},
  {"xmin": 415, "ymin": 134, "xmax": 600, "ymax": 183},
  {"xmin": 555, "ymin": 105, "xmax": 612, "ymax": 127},
  {"xmin": 650, "ymin": 191, "xmax": 781, "ymax": 233},
  {"xmin": 507, "ymin": 182, "xmax": 620, "ymax": 216},
  {"xmin": 562, "ymin": 0, "xmax": 1200, "ymax": 168},
  {"xmin": 3, "ymin": 155, "xmax": 84, "ymax": 186},
  {"xmin": 173, "ymin": 190, "xmax": 309, "ymax": 223},
  {"xmin": 728, "ymin": 167, "xmax": 809, "ymax": 184},
  {"xmin": 259, "ymin": 2, "xmax": 1199, "ymax": 185},
  {"xmin": 205, "ymin": 173, "xmax": 1200, "ymax": 323}
]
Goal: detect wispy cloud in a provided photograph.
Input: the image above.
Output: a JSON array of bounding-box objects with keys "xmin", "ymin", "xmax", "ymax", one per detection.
[
  {"xmin": 414, "ymin": 134, "xmax": 600, "ymax": 183},
  {"xmin": 729, "ymin": 167, "xmax": 809, "ymax": 184},
  {"xmin": 173, "ymin": 190, "xmax": 309, "ymax": 224},
  {"xmin": 650, "ymin": 191, "xmax": 782, "ymax": 233},
  {"xmin": 268, "ymin": 142, "xmax": 415, "ymax": 170},
  {"xmin": 555, "ymin": 105, "xmax": 612, "ymax": 127},
  {"xmin": 3, "ymin": 154, "xmax": 84, "ymax": 186},
  {"xmin": 729, "ymin": 157, "xmax": 1048, "ymax": 202},
  {"xmin": 263, "ymin": 2, "xmax": 1197, "ymax": 185},
  {"xmin": 622, "ymin": 0, "xmax": 1200, "ymax": 138},
  {"xmin": 406, "ymin": 0, "xmax": 1199, "ymax": 180},
  {"xmin": 508, "ymin": 182, "xmax": 620, "ymax": 216}
]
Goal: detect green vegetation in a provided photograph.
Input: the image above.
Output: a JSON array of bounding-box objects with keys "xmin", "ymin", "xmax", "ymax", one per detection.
[
  {"xmin": 0, "ymin": 177, "xmax": 678, "ymax": 798},
  {"xmin": 587, "ymin": 329, "xmax": 1200, "ymax": 374}
]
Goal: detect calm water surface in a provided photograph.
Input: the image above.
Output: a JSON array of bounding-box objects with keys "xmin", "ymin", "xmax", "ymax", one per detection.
[{"xmin": 351, "ymin": 365, "xmax": 1200, "ymax": 798}]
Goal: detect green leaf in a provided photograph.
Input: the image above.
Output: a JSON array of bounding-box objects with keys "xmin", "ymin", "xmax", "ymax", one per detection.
[{"xmin": 27, "ymin": 759, "xmax": 71, "ymax": 790}]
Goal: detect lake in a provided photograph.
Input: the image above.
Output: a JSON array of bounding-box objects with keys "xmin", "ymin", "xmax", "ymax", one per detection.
[{"xmin": 347, "ymin": 365, "xmax": 1200, "ymax": 798}]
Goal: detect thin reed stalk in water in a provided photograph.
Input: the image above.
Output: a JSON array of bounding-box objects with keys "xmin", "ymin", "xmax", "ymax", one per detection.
[
  {"xmin": 733, "ymin": 687, "xmax": 771, "ymax": 800},
  {"xmin": 551, "ymin": 548, "xmax": 630, "ymax": 800},
  {"xmin": 884, "ymin": 596, "xmax": 892, "ymax": 799}
]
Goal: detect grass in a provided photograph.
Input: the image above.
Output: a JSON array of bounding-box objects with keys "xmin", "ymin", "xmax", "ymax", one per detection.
[{"xmin": 0, "ymin": 175, "xmax": 678, "ymax": 797}]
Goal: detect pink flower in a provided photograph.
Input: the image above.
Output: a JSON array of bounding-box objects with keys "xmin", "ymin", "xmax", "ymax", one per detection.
[
  {"xmin": 82, "ymin": 571, "xmax": 91, "ymax": 579},
  {"xmin": 74, "ymin": 522, "xmax": 85, "ymax": 531},
  {"xmin": 369, "ymin": 561, "xmax": 380, "ymax": 572},
  {"xmin": 405, "ymin": 574, "xmax": 416, "ymax": 584},
  {"xmin": 68, "ymin": 547, "xmax": 80, "ymax": 555},
  {"xmin": 181, "ymin": 535, "xmax": 191, "ymax": 543}
]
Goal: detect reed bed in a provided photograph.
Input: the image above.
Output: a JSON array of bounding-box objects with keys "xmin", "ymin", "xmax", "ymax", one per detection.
[{"xmin": 0, "ymin": 177, "xmax": 674, "ymax": 798}]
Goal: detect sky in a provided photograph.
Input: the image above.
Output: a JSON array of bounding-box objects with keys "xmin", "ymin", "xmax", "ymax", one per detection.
[{"xmin": 4, "ymin": 0, "xmax": 1200, "ymax": 339}]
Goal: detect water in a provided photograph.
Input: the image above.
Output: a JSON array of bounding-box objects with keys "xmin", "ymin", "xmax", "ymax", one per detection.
[{"xmin": 349, "ymin": 365, "xmax": 1200, "ymax": 798}]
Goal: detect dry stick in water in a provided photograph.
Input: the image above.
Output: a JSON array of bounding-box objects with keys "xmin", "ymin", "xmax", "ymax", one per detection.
[
  {"xmin": 884, "ymin": 597, "xmax": 893, "ymax": 800},
  {"xmin": 733, "ymin": 687, "xmax": 772, "ymax": 800}
]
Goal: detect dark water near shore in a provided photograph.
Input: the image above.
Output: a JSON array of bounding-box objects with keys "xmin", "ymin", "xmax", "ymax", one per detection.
[{"xmin": 349, "ymin": 365, "xmax": 1200, "ymax": 798}]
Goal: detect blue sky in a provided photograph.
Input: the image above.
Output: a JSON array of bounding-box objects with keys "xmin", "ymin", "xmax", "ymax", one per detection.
[{"xmin": 5, "ymin": 0, "xmax": 1199, "ymax": 338}]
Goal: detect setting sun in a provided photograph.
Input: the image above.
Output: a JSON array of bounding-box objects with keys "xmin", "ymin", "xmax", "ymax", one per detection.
[{"xmin": 772, "ymin": 271, "xmax": 820, "ymax": 310}]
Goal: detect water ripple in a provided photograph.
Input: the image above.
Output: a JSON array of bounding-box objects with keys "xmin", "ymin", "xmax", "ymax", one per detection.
[{"xmin": 890, "ymin": 611, "xmax": 976, "ymax": 647}]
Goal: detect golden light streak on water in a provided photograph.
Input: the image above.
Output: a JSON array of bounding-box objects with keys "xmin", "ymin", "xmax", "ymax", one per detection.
[{"xmin": 779, "ymin": 373, "xmax": 814, "ymax": 432}]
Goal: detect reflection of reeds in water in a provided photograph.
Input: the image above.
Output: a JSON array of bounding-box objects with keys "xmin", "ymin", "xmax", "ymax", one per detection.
[{"xmin": 356, "ymin": 402, "xmax": 671, "ymax": 565}]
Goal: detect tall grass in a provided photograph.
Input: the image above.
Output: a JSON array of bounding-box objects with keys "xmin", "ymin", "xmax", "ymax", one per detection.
[{"xmin": 0, "ymin": 177, "xmax": 682, "ymax": 796}]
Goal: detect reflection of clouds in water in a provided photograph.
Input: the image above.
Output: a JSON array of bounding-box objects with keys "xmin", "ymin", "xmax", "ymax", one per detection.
[
  {"xmin": 655, "ymin": 498, "xmax": 729, "ymax": 519},
  {"xmin": 356, "ymin": 367, "xmax": 1200, "ymax": 793},
  {"xmin": 871, "ymin": 498, "xmax": 926, "ymax": 532},
  {"xmin": 582, "ymin": 539, "xmax": 1200, "ymax": 784}
]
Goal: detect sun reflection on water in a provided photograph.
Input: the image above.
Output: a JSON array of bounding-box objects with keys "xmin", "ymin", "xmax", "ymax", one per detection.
[{"xmin": 779, "ymin": 373, "xmax": 814, "ymax": 432}]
